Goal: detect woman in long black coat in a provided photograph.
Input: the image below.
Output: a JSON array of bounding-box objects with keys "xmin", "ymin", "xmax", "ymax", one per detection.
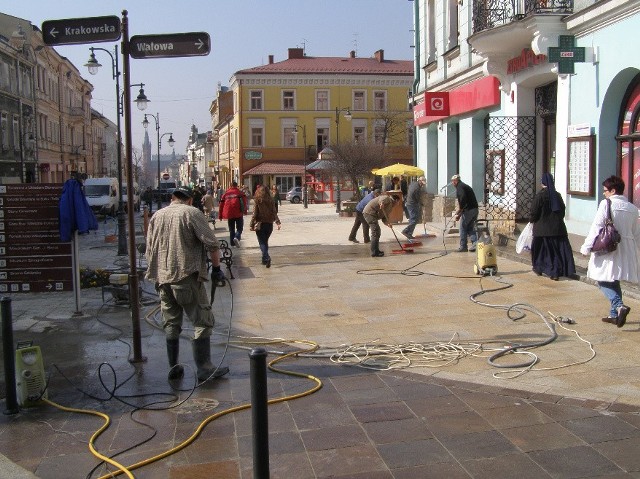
[{"xmin": 529, "ymin": 172, "xmax": 576, "ymax": 280}]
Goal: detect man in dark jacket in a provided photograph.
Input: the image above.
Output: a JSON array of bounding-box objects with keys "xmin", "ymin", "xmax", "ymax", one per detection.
[
  {"xmin": 452, "ymin": 174, "xmax": 479, "ymax": 252},
  {"xmin": 401, "ymin": 176, "xmax": 426, "ymax": 240},
  {"xmin": 348, "ymin": 189, "xmax": 380, "ymax": 243}
]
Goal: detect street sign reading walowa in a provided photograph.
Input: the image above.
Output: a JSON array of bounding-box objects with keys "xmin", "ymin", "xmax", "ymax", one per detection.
[
  {"xmin": 129, "ymin": 32, "xmax": 211, "ymax": 59},
  {"xmin": 42, "ymin": 16, "xmax": 121, "ymax": 46}
]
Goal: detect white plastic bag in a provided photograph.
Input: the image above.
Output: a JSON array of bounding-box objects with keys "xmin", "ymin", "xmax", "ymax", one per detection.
[{"xmin": 515, "ymin": 222, "xmax": 533, "ymax": 254}]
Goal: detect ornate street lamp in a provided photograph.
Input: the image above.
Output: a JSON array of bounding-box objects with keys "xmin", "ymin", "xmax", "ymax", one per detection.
[
  {"xmin": 143, "ymin": 113, "xmax": 174, "ymax": 210},
  {"xmin": 293, "ymin": 124, "xmax": 308, "ymax": 208}
]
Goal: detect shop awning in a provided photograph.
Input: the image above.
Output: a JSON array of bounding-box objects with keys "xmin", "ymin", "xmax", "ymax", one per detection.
[
  {"xmin": 242, "ymin": 162, "xmax": 305, "ymax": 176},
  {"xmin": 306, "ymin": 159, "xmax": 333, "ymax": 170}
]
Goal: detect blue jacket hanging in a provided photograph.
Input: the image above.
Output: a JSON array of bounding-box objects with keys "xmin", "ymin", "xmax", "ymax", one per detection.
[{"xmin": 59, "ymin": 179, "xmax": 98, "ymax": 242}]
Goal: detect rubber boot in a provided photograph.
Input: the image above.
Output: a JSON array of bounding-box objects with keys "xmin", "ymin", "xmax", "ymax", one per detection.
[
  {"xmin": 192, "ymin": 337, "xmax": 229, "ymax": 382},
  {"xmin": 166, "ymin": 339, "xmax": 184, "ymax": 380}
]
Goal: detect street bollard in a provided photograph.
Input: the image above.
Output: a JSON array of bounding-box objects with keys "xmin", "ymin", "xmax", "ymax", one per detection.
[
  {"xmin": 1, "ymin": 297, "xmax": 19, "ymax": 415},
  {"xmin": 249, "ymin": 347, "xmax": 269, "ymax": 478}
]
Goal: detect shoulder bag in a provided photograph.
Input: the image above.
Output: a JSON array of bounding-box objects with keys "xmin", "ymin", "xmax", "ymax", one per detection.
[{"xmin": 591, "ymin": 198, "xmax": 621, "ymax": 255}]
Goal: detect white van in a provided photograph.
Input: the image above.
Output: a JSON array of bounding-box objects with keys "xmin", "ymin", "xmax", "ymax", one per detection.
[
  {"xmin": 83, "ymin": 177, "xmax": 118, "ymax": 216},
  {"xmin": 121, "ymin": 182, "xmax": 140, "ymax": 212}
]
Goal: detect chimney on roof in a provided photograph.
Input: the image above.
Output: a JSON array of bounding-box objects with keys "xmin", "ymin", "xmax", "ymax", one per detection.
[
  {"xmin": 374, "ymin": 49, "xmax": 384, "ymax": 62},
  {"xmin": 268, "ymin": 55, "xmax": 274, "ymax": 64},
  {"xmin": 288, "ymin": 48, "xmax": 304, "ymax": 59},
  {"xmin": 349, "ymin": 50, "xmax": 356, "ymax": 58}
]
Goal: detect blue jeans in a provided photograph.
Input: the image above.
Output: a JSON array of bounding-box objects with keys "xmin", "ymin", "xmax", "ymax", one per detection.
[
  {"xmin": 228, "ymin": 217, "xmax": 244, "ymax": 244},
  {"xmin": 598, "ymin": 280, "xmax": 623, "ymax": 318},
  {"xmin": 459, "ymin": 207, "xmax": 478, "ymax": 250},
  {"xmin": 402, "ymin": 203, "xmax": 421, "ymax": 236},
  {"xmin": 255, "ymin": 222, "xmax": 274, "ymax": 262}
]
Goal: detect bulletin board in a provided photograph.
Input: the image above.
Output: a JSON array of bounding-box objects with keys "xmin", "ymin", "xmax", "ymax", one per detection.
[{"xmin": 567, "ymin": 135, "xmax": 595, "ymax": 196}]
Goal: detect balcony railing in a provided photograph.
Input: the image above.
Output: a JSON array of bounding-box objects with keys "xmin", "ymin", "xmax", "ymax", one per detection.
[{"xmin": 473, "ymin": 0, "xmax": 573, "ymax": 34}]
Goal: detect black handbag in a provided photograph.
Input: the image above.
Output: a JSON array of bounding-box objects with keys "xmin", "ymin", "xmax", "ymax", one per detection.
[{"xmin": 591, "ymin": 198, "xmax": 621, "ymax": 255}]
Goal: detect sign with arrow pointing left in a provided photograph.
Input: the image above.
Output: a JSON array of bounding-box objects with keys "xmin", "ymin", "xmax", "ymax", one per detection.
[
  {"xmin": 129, "ymin": 32, "xmax": 211, "ymax": 59},
  {"xmin": 42, "ymin": 16, "xmax": 121, "ymax": 45}
]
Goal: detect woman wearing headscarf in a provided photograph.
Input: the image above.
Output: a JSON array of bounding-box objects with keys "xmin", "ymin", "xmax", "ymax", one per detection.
[
  {"xmin": 529, "ymin": 172, "xmax": 576, "ymax": 280},
  {"xmin": 580, "ymin": 175, "xmax": 640, "ymax": 327}
]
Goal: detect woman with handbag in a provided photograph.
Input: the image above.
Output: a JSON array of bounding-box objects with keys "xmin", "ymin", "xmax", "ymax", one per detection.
[
  {"xmin": 250, "ymin": 185, "xmax": 281, "ymax": 268},
  {"xmin": 581, "ymin": 175, "xmax": 640, "ymax": 327},
  {"xmin": 529, "ymin": 172, "xmax": 576, "ymax": 280}
]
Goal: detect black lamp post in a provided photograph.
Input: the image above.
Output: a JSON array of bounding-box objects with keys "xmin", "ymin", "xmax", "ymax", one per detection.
[
  {"xmin": 293, "ymin": 124, "xmax": 307, "ymax": 208},
  {"xmin": 85, "ymin": 48, "xmax": 148, "ymax": 255},
  {"xmin": 334, "ymin": 107, "xmax": 352, "ymax": 213},
  {"xmin": 142, "ymin": 113, "xmax": 174, "ymax": 211}
]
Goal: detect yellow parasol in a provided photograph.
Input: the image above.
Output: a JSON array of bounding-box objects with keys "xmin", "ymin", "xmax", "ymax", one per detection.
[{"xmin": 372, "ymin": 163, "xmax": 425, "ymax": 177}]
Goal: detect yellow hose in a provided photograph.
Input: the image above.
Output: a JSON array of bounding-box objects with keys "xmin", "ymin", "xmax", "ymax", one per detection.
[
  {"xmin": 42, "ymin": 398, "xmax": 135, "ymax": 479},
  {"xmin": 93, "ymin": 338, "xmax": 322, "ymax": 479}
]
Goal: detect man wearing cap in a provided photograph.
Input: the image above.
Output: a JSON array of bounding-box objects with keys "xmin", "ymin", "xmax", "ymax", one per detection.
[
  {"xmin": 401, "ymin": 176, "xmax": 426, "ymax": 240},
  {"xmin": 348, "ymin": 188, "xmax": 381, "ymax": 243},
  {"xmin": 146, "ymin": 187, "xmax": 229, "ymax": 382},
  {"xmin": 451, "ymin": 174, "xmax": 479, "ymax": 252}
]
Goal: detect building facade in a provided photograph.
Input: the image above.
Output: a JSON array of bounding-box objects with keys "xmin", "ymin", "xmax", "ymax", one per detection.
[
  {"xmin": 412, "ymin": 0, "xmax": 640, "ymax": 235},
  {"xmin": 225, "ymin": 47, "xmax": 414, "ymax": 200}
]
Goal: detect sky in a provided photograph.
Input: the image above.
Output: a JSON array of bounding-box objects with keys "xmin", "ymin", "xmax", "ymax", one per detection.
[{"xmin": 3, "ymin": 0, "xmax": 415, "ymax": 156}]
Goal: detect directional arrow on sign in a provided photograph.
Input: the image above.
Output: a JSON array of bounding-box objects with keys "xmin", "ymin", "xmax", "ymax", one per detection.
[
  {"xmin": 129, "ymin": 32, "xmax": 211, "ymax": 59},
  {"xmin": 42, "ymin": 16, "xmax": 121, "ymax": 46}
]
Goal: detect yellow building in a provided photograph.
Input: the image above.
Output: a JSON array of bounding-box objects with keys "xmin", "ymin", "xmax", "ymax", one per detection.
[{"xmin": 225, "ymin": 47, "xmax": 413, "ymax": 201}]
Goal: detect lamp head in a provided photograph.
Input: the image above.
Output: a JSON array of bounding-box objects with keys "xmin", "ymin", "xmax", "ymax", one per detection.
[
  {"xmin": 344, "ymin": 109, "xmax": 352, "ymax": 120},
  {"xmin": 142, "ymin": 115, "xmax": 149, "ymax": 129},
  {"xmin": 84, "ymin": 51, "xmax": 101, "ymax": 75},
  {"xmin": 135, "ymin": 86, "xmax": 149, "ymax": 111},
  {"xmin": 167, "ymin": 134, "xmax": 175, "ymax": 148}
]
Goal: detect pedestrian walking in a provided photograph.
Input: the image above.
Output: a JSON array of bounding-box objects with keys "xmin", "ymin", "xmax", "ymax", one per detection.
[
  {"xmin": 401, "ymin": 176, "xmax": 426, "ymax": 240},
  {"xmin": 529, "ymin": 172, "xmax": 576, "ymax": 281},
  {"xmin": 145, "ymin": 187, "xmax": 229, "ymax": 382},
  {"xmin": 218, "ymin": 181, "xmax": 248, "ymax": 247},
  {"xmin": 250, "ymin": 185, "xmax": 281, "ymax": 267},
  {"xmin": 348, "ymin": 188, "xmax": 380, "ymax": 243},
  {"xmin": 451, "ymin": 174, "xmax": 479, "ymax": 252},
  {"xmin": 202, "ymin": 189, "xmax": 215, "ymax": 219},
  {"xmin": 271, "ymin": 185, "xmax": 282, "ymax": 212},
  {"xmin": 362, "ymin": 193, "xmax": 400, "ymax": 257},
  {"xmin": 580, "ymin": 175, "xmax": 640, "ymax": 327}
]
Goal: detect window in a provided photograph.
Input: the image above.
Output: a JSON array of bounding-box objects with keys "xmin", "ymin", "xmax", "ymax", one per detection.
[
  {"xmin": 283, "ymin": 125, "xmax": 296, "ymax": 147},
  {"xmin": 316, "ymin": 128, "xmax": 329, "ymax": 150},
  {"xmin": 250, "ymin": 90, "xmax": 263, "ymax": 110},
  {"xmin": 282, "ymin": 90, "xmax": 295, "ymax": 110},
  {"xmin": 374, "ymin": 121, "xmax": 386, "ymax": 145},
  {"xmin": 353, "ymin": 91, "xmax": 366, "ymax": 111},
  {"xmin": 12, "ymin": 115, "xmax": 20, "ymax": 151},
  {"xmin": 374, "ymin": 91, "xmax": 387, "ymax": 111},
  {"xmin": 251, "ymin": 127, "xmax": 263, "ymax": 147},
  {"xmin": 427, "ymin": 0, "xmax": 436, "ymax": 63},
  {"xmin": 354, "ymin": 126, "xmax": 366, "ymax": 143},
  {"xmin": 276, "ymin": 176, "xmax": 300, "ymax": 191},
  {"xmin": 316, "ymin": 90, "xmax": 329, "ymax": 110},
  {"xmin": 447, "ymin": 0, "xmax": 459, "ymax": 50},
  {"xmin": 0, "ymin": 112, "xmax": 8, "ymax": 149}
]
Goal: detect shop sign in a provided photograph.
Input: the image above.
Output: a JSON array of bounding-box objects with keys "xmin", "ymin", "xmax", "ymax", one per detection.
[
  {"xmin": 424, "ymin": 92, "xmax": 450, "ymax": 116},
  {"xmin": 507, "ymin": 48, "xmax": 547, "ymax": 74},
  {"xmin": 244, "ymin": 150, "xmax": 263, "ymax": 160}
]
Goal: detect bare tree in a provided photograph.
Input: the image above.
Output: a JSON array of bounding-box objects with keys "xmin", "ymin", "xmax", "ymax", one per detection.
[
  {"xmin": 131, "ymin": 147, "xmax": 143, "ymax": 184},
  {"xmin": 326, "ymin": 141, "xmax": 386, "ymax": 199},
  {"xmin": 375, "ymin": 110, "xmax": 410, "ymax": 145}
]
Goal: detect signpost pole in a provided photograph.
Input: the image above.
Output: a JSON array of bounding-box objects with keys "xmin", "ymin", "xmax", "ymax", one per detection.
[
  {"xmin": 71, "ymin": 231, "xmax": 82, "ymax": 316},
  {"xmin": 121, "ymin": 10, "xmax": 145, "ymax": 364}
]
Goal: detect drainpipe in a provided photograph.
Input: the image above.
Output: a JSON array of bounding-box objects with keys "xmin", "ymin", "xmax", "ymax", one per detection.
[{"xmin": 411, "ymin": 0, "xmax": 420, "ymax": 167}]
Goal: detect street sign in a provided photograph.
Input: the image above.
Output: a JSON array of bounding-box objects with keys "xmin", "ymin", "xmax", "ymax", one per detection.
[
  {"xmin": 129, "ymin": 32, "xmax": 211, "ymax": 59},
  {"xmin": 42, "ymin": 16, "xmax": 121, "ymax": 46}
]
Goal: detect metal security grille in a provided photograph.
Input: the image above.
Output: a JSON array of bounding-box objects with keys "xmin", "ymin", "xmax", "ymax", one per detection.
[
  {"xmin": 473, "ymin": 0, "xmax": 573, "ymax": 34},
  {"xmin": 484, "ymin": 116, "xmax": 536, "ymax": 223},
  {"xmin": 535, "ymin": 82, "xmax": 557, "ymax": 119}
]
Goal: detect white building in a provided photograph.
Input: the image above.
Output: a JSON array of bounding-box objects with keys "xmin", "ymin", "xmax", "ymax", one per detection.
[{"xmin": 412, "ymin": 0, "xmax": 640, "ymax": 235}]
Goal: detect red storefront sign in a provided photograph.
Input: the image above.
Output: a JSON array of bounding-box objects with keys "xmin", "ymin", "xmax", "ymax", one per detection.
[
  {"xmin": 507, "ymin": 48, "xmax": 547, "ymax": 74},
  {"xmin": 413, "ymin": 76, "xmax": 501, "ymax": 126}
]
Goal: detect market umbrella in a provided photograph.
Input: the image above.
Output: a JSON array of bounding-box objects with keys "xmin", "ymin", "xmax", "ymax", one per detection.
[{"xmin": 372, "ymin": 163, "xmax": 424, "ymax": 177}]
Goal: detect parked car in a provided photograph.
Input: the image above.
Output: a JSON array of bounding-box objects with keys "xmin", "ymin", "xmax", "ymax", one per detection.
[{"xmin": 286, "ymin": 186, "xmax": 303, "ymax": 204}]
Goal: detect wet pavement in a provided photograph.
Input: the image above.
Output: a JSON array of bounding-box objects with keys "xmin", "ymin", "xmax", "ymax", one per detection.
[{"xmin": 1, "ymin": 202, "xmax": 640, "ymax": 478}]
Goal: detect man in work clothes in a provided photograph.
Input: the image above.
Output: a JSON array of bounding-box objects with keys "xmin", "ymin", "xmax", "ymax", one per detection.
[
  {"xmin": 146, "ymin": 187, "xmax": 229, "ymax": 382},
  {"xmin": 363, "ymin": 194, "xmax": 400, "ymax": 257},
  {"xmin": 348, "ymin": 188, "xmax": 381, "ymax": 244},
  {"xmin": 451, "ymin": 174, "xmax": 479, "ymax": 252},
  {"xmin": 401, "ymin": 176, "xmax": 426, "ymax": 240}
]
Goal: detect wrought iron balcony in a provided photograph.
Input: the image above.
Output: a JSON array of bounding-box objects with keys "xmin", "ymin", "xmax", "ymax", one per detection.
[{"xmin": 473, "ymin": 0, "xmax": 573, "ymax": 34}]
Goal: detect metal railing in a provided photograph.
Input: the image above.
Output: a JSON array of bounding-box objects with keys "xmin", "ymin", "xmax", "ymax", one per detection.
[{"xmin": 473, "ymin": 0, "xmax": 573, "ymax": 33}]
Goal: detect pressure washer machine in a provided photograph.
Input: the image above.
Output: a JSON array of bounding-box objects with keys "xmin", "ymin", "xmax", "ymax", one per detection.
[{"xmin": 473, "ymin": 220, "xmax": 498, "ymax": 276}]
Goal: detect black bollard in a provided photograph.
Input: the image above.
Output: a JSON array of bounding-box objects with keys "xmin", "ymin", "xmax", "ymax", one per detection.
[
  {"xmin": 249, "ymin": 347, "xmax": 269, "ymax": 478},
  {"xmin": 1, "ymin": 297, "xmax": 19, "ymax": 415}
]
